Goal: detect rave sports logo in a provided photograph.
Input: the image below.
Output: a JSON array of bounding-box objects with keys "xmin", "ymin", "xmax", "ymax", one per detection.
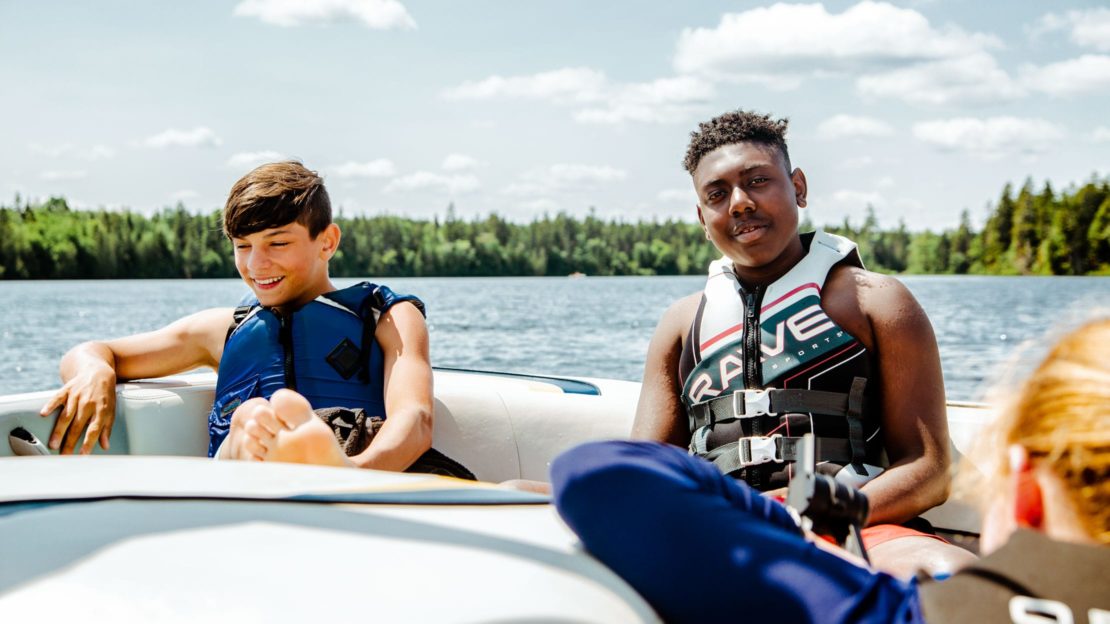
[{"xmin": 686, "ymin": 293, "xmax": 855, "ymax": 403}]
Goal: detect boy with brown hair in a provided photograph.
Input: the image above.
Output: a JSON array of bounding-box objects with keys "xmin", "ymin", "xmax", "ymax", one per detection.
[{"xmin": 41, "ymin": 161, "xmax": 434, "ymax": 470}]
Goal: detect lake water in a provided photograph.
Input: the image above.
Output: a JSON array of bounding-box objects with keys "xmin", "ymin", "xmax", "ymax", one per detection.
[{"xmin": 1, "ymin": 276, "xmax": 1107, "ymax": 400}]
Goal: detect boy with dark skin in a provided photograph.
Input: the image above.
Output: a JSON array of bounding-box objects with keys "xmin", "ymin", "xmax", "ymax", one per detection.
[
  {"xmin": 632, "ymin": 110, "xmax": 974, "ymax": 576},
  {"xmin": 40, "ymin": 161, "xmax": 433, "ymax": 469}
]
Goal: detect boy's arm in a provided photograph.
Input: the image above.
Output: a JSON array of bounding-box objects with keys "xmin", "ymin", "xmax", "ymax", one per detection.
[
  {"xmin": 40, "ymin": 307, "xmax": 232, "ymax": 455},
  {"xmin": 852, "ymin": 274, "xmax": 951, "ymax": 525},
  {"xmin": 631, "ymin": 294, "xmax": 699, "ymax": 447},
  {"xmin": 350, "ymin": 302, "xmax": 434, "ymax": 471}
]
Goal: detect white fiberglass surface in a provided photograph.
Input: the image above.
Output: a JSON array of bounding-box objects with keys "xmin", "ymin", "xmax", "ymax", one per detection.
[
  {"xmin": 0, "ymin": 498, "xmax": 659, "ymax": 623},
  {"xmin": 0, "ymin": 456, "xmax": 467, "ymax": 504}
]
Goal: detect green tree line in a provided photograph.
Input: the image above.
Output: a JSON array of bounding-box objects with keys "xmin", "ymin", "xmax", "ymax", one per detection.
[{"xmin": 2, "ymin": 176, "xmax": 1108, "ymax": 279}]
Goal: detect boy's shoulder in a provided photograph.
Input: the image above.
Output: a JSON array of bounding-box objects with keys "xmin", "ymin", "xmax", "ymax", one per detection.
[
  {"xmin": 823, "ymin": 263, "xmax": 924, "ymax": 349},
  {"xmin": 665, "ymin": 291, "xmax": 703, "ymax": 323},
  {"xmin": 832, "ymin": 263, "xmax": 915, "ymax": 301},
  {"xmin": 654, "ymin": 291, "xmax": 703, "ymax": 344}
]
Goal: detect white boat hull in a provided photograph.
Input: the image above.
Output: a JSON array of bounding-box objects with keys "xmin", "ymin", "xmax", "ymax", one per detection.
[{"xmin": 0, "ymin": 369, "xmax": 993, "ymax": 621}]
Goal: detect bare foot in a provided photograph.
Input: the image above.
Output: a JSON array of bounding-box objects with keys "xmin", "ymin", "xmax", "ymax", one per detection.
[
  {"xmin": 228, "ymin": 398, "xmax": 280, "ymax": 461},
  {"xmin": 263, "ymin": 389, "xmax": 355, "ymax": 468}
]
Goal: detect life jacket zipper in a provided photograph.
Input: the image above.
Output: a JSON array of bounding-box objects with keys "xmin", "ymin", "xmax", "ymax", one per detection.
[
  {"xmin": 278, "ymin": 310, "xmax": 297, "ymax": 391},
  {"xmin": 743, "ymin": 285, "xmax": 763, "ymax": 390},
  {"xmin": 742, "ymin": 284, "xmax": 765, "ymax": 488}
]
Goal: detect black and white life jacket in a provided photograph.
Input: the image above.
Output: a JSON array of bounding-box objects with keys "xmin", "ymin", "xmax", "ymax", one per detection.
[{"xmin": 679, "ymin": 231, "xmax": 884, "ymax": 489}]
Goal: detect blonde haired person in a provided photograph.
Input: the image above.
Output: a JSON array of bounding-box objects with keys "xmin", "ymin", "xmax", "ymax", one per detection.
[{"xmin": 551, "ymin": 318, "xmax": 1110, "ymax": 623}]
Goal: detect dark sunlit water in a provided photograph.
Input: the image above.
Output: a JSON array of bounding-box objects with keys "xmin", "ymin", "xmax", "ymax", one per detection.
[{"xmin": 2, "ymin": 276, "xmax": 1107, "ymax": 400}]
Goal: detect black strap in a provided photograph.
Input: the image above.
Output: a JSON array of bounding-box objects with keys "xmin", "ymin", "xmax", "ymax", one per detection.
[
  {"xmin": 846, "ymin": 376, "xmax": 868, "ymax": 476},
  {"xmin": 356, "ymin": 289, "xmax": 384, "ymax": 384},
  {"xmin": 689, "ymin": 387, "xmax": 853, "ymax": 431},
  {"xmin": 705, "ymin": 436, "xmax": 855, "ymax": 477},
  {"xmin": 224, "ymin": 305, "xmax": 255, "ymax": 344}
]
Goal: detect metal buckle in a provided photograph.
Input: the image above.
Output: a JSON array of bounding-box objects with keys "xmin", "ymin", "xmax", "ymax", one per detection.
[
  {"xmin": 732, "ymin": 389, "xmax": 773, "ymax": 418},
  {"xmin": 739, "ymin": 435, "xmax": 783, "ymax": 467}
]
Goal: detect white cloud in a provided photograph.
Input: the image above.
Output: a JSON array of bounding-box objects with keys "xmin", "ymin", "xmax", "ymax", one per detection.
[
  {"xmin": 330, "ymin": 159, "xmax": 396, "ymax": 178},
  {"xmin": 87, "ymin": 145, "xmax": 115, "ymax": 160},
  {"xmin": 816, "ymin": 114, "xmax": 894, "ymax": 140},
  {"xmin": 383, "ymin": 171, "xmax": 480, "ymax": 195},
  {"xmin": 226, "ymin": 151, "xmax": 287, "ymax": 169},
  {"xmin": 674, "ymin": 2, "xmax": 999, "ymax": 82},
  {"xmin": 1093, "ymin": 126, "xmax": 1110, "ymax": 143},
  {"xmin": 233, "ymin": 0, "xmax": 415, "ymax": 29},
  {"xmin": 1033, "ymin": 8, "xmax": 1110, "ymax": 52},
  {"xmin": 40, "ymin": 170, "xmax": 87, "ymax": 181},
  {"xmin": 857, "ymin": 52, "xmax": 1024, "ymax": 105},
  {"xmin": 500, "ymin": 164, "xmax": 627, "ymax": 199},
  {"xmin": 838, "ymin": 156, "xmax": 876, "ymax": 169},
  {"xmin": 1021, "ymin": 55, "xmax": 1110, "ymax": 96},
  {"xmin": 657, "ymin": 188, "xmax": 696, "ymax": 204},
  {"xmin": 912, "ymin": 117, "xmax": 1066, "ymax": 159},
  {"xmin": 30, "ymin": 143, "xmax": 115, "ymax": 160},
  {"xmin": 169, "ymin": 190, "xmax": 200, "ymax": 202},
  {"xmin": 143, "ymin": 127, "xmax": 222, "ymax": 149},
  {"xmin": 444, "ymin": 68, "xmax": 711, "ymax": 125},
  {"xmin": 442, "ymin": 67, "xmax": 606, "ymax": 102},
  {"xmin": 442, "ymin": 154, "xmax": 482, "ymax": 171},
  {"xmin": 573, "ymin": 76, "xmax": 715, "ymax": 124},
  {"xmin": 523, "ymin": 164, "xmax": 627, "ymax": 186},
  {"xmin": 30, "ymin": 143, "xmax": 71, "ymax": 158}
]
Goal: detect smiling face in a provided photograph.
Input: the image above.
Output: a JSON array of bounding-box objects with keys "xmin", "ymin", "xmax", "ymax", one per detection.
[
  {"xmin": 232, "ymin": 221, "xmax": 340, "ymax": 310},
  {"xmin": 693, "ymin": 141, "xmax": 808, "ymax": 286}
]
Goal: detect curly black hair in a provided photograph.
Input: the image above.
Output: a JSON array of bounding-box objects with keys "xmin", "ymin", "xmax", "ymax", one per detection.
[{"xmin": 683, "ymin": 110, "xmax": 791, "ymax": 175}]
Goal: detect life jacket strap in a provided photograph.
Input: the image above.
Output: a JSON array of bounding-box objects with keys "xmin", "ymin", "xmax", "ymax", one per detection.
[
  {"xmin": 688, "ymin": 381, "xmax": 872, "ymax": 478},
  {"xmin": 687, "ymin": 387, "xmax": 858, "ymax": 431},
  {"xmin": 845, "ymin": 376, "xmax": 868, "ymax": 476},
  {"xmin": 703, "ymin": 435, "xmax": 856, "ymax": 477},
  {"xmin": 356, "ymin": 288, "xmax": 386, "ymax": 384},
  {"xmin": 225, "ymin": 304, "xmax": 256, "ymax": 344}
]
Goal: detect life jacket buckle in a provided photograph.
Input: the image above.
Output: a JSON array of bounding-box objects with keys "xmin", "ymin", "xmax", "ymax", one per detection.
[
  {"xmin": 733, "ymin": 389, "xmax": 774, "ymax": 418},
  {"xmin": 738, "ymin": 435, "xmax": 783, "ymax": 468}
]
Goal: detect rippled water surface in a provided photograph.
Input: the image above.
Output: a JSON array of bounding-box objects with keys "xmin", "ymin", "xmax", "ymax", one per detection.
[{"xmin": 2, "ymin": 276, "xmax": 1107, "ymax": 400}]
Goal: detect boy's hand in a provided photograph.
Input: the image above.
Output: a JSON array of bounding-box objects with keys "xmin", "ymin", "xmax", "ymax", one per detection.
[{"xmin": 40, "ymin": 367, "xmax": 117, "ymax": 454}]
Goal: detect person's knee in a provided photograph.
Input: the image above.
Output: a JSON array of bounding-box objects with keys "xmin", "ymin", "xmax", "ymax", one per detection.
[
  {"xmin": 868, "ymin": 537, "xmax": 977, "ymax": 579},
  {"xmin": 553, "ymin": 441, "xmax": 661, "ymax": 495},
  {"xmin": 551, "ymin": 441, "xmax": 690, "ymax": 527}
]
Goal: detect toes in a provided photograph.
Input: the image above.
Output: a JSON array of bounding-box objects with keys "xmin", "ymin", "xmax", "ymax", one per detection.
[
  {"xmin": 230, "ymin": 398, "xmax": 270, "ymax": 430},
  {"xmin": 244, "ymin": 419, "xmax": 275, "ymax": 447},
  {"xmin": 270, "ymin": 389, "xmax": 315, "ymax": 429},
  {"xmin": 241, "ymin": 434, "xmax": 270, "ymax": 461}
]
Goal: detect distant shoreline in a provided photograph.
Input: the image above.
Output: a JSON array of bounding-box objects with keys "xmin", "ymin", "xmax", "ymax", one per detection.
[{"xmin": 3, "ymin": 177, "xmax": 1108, "ymax": 279}]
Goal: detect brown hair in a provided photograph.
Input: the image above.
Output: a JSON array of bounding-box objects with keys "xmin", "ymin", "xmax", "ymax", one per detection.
[
  {"xmin": 961, "ymin": 318, "xmax": 1110, "ymax": 544},
  {"xmin": 223, "ymin": 161, "xmax": 331, "ymax": 239},
  {"xmin": 683, "ymin": 110, "xmax": 791, "ymax": 175}
]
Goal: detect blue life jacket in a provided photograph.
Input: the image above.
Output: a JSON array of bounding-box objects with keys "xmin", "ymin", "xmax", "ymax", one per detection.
[{"xmin": 207, "ymin": 282, "xmax": 425, "ymax": 457}]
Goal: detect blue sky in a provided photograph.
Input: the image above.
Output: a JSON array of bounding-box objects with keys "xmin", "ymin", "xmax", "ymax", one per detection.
[{"xmin": 2, "ymin": 0, "xmax": 1108, "ymax": 230}]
